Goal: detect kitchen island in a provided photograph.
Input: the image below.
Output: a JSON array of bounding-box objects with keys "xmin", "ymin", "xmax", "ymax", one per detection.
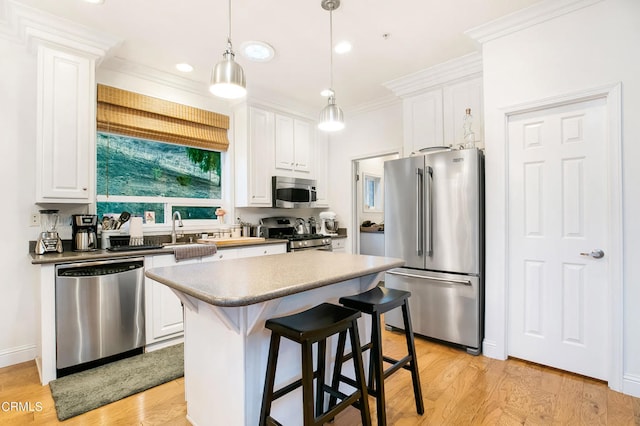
[{"xmin": 145, "ymin": 251, "xmax": 404, "ymax": 426}]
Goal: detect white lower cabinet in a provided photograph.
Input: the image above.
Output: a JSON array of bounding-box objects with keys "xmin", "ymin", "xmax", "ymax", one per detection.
[
  {"xmin": 331, "ymin": 238, "xmax": 346, "ymax": 253},
  {"xmin": 145, "ymin": 244, "xmax": 286, "ymax": 348}
]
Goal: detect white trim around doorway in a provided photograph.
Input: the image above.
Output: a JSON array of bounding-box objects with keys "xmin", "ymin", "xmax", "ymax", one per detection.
[
  {"xmin": 490, "ymin": 83, "xmax": 623, "ymax": 391},
  {"xmin": 350, "ymin": 149, "xmax": 402, "ymax": 255}
]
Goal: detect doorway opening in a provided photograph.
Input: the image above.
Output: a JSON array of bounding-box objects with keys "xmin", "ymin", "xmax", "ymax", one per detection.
[{"xmin": 352, "ymin": 152, "xmax": 400, "ymax": 255}]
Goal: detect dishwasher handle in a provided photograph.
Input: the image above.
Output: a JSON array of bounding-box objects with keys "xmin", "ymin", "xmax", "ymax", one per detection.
[{"xmin": 58, "ymin": 260, "xmax": 144, "ymax": 277}]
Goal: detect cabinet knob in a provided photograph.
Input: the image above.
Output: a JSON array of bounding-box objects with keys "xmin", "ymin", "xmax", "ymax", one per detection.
[
  {"xmin": 263, "ymin": 250, "xmax": 267, "ymax": 254},
  {"xmin": 82, "ymin": 187, "xmax": 87, "ymax": 191},
  {"xmin": 295, "ymin": 163, "xmax": 299, "ymax": 166}
]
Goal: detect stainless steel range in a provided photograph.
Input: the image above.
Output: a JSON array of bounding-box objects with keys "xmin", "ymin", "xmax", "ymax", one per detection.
[{"xmin": 259, "ymin": 217, "xmax": 332, "ymax": 252}]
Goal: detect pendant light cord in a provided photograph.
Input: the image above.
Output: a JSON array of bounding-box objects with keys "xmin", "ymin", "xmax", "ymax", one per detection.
[
  {"xmin": 329, "ymin": 7, "xmax": 334, "ymax": 91},
  {"xmin": 227, "ymin": 0, "xmax": 232, "ymax": 48}
]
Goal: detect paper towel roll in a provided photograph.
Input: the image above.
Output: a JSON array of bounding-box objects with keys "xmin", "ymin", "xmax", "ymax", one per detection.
[{"xmin": 129, "ymin": 216, "xmax": 144, "ymax": 245}]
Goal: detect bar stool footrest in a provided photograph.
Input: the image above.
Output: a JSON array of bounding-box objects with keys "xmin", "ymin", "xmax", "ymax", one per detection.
[{"xmin": 382, "ymin": 354, "xmax": 414, "ymax": 379}]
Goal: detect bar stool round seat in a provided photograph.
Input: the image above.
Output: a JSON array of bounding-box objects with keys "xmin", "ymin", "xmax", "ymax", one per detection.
[
  {"xmin": 259, "ymin": 302, "xmax": 372, "ymax": 426},
  {"xmin": 334, "ymin": 286, "xmax": 424, "ymax": 426}
]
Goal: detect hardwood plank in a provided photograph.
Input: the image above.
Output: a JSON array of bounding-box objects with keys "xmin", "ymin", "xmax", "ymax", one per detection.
[{"xmin": 1, "ymin": 329, "xmax": 639, "ymax": 425}]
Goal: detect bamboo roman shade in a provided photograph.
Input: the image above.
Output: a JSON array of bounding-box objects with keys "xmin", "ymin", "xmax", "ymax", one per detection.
[{"xmin": 97, "ymin": 84, "xmax": 230, "ymax": 151}]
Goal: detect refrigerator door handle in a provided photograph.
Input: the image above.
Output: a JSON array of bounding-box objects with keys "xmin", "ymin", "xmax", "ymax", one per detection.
[
  {"xmin": 387, "ymin": 269, "xmax": 472, "ymax": 286},
  {"xmin": 425, "ymin": 166, "xmax": 433, "ymax": 256},
  {"xmin": 416, "ymin": 168, "xmax": 424, "ymax": 256}
]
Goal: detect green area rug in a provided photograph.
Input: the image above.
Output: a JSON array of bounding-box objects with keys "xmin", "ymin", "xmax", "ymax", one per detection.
[{"xmin": 49, "ymin": 343, "xmax": 184, "ymax": 421}]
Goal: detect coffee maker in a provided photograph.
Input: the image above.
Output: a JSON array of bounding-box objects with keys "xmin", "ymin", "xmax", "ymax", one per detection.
[
  {"xmin": 72, "ymin": 214, "xmax": 98, "ymax": 251},
  {"xmin": 35, "ymin": 209, "xmax": 63, "ymax": 254}
]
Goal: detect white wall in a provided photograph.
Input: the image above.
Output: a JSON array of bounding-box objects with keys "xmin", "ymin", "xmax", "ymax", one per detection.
[
  {"xmin": 0, "ymin": 37, "xmax": 40, "ymax": 366},
  {"xmin": 327, "ymin": 103, "xmax": 403, "ymax": 253},
  {"xmin": 481, "ymin": 0, "xmax": 640, "ymax": 395}
]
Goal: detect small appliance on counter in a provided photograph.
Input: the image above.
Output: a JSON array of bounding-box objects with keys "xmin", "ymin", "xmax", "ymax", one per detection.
[
  {"xmin": 35, "ymin": 209, "xmax": 63, "ymax": 254},
  {"xmin": 319, "ymin": 211, "xmax": 339, "ymax": 236},
  {"xmin": 71, "ymin": 214, "xmax": 98, "ymax": 251}
]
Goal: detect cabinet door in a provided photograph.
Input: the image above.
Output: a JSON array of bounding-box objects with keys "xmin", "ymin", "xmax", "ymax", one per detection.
[
  {"xmin": 36, "ymin": 46, "xmax": 94, "ymax": 202},
  {"xmin": 237, "ymin": 244, "xmax": 286, "ymax": 258},
  {"xmin": 332, "ymin": 238, "xmax": 346, "ymax": 253},
  {"xmin": 275, "ymin": 113, "xmax": 295, "ymax": 171},
  {"xmin": 403, "ymin": 89, "xmax": 443, "ymax": 155},
  {"xmin": 314, "ymin": 131, "xmax": 329, "ymax": 207},
  {"xmin": 293, "ymin": 119, "xmax": 312, "ymax": 173},
  {"xmin": 200, "ymin": 248, "xmax": 238, "ymax": 263},
  {"xmin": 248, "ymin": 107, "xmax": 274, "ymax": 205},
  {"xmin": 145, "ymin": 255, "xmax": 189, "ymax": 343},
  {"xmin": 442, "ymin": 77, "xmax": 483, "ymax": 148}
]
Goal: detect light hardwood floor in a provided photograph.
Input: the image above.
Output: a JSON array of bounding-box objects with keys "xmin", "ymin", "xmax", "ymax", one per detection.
[{"xmin": 1, "ymin": 328, "xmax": 639, "ymax": 425}]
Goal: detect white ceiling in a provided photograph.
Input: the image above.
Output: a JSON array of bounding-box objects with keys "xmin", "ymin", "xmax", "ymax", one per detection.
[{"xmin": 16, "ymin": 0, "xmax": 543, "ymax": 110}]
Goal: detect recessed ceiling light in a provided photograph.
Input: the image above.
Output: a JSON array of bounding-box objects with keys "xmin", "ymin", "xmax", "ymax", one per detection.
[
  {"xmin": 320, "ymin": 89, "xmax": 334, "ymax": 97},
  {"xmin": 334, "ymin": 41, "xmax": 352, "ymax": 54},
  {"xmin": 83, "ymin": 0, "xmax": 105, "ymax": 4},
  {"xmin": 240, "ymin": 41, "xmax": 275, "ymax": 62},
  {"xmin": 175, "ymin": 63, "xmax": 194, "ymax": 73}
]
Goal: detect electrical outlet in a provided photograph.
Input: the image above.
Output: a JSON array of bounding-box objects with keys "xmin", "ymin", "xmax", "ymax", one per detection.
[{"xmin": 30, "ymin": 213, "xmax": 40, "ymax": 227}]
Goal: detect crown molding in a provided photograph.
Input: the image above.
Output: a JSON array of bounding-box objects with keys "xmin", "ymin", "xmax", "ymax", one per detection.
[
  {"xmin": 465, "ymin": 0, "xmax": 603, "ymax": 45},
  {"xmin": 98, "ymin": 57, "xmax": 211, "ymax": 97},
  {"xmin": 383, "ymin": 52, "xmax": 483, "ymax": 98},
  {"xmin": 346, "ymin": 94, "xmax": 401, "ymax": 116},
  {"xmin": 0, "ymin": 0, "xmax": 119, "ymax": 59}
]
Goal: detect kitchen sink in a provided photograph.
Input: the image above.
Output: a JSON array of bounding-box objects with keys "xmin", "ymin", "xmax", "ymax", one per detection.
[{"xmin": 161, "ymin": 242, "xmax": 204, "ymax": 248}]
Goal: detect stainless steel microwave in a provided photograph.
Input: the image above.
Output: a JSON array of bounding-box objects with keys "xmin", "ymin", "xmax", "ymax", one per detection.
[{"xmin": 272, "ymin": 176, "xmax": 317, "ymax": 208}]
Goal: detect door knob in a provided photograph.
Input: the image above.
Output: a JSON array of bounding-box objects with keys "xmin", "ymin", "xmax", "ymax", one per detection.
[{"xmin": 580, "ymin": 249, "xmax": 605, "ymax": 259}]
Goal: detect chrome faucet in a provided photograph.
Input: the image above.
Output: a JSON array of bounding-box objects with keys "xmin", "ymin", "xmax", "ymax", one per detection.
[{"xmin": 171, "ymin": 211, "xmax": 183, "ymax": 243}]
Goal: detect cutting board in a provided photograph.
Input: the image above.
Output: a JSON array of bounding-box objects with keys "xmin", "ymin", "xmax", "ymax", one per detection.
[{"xmin": 196, "ymin": 237, "xmax": 266, "ymax": 246}]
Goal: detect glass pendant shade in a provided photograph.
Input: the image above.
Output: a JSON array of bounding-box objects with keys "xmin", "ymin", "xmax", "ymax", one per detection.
[
  {"xmin": 209, "ymin": 49, "xmax": 246, "ymax": 99},
  {"xmin": 318, "ymin": 96, "xmax": 345, "ymax": 131}
]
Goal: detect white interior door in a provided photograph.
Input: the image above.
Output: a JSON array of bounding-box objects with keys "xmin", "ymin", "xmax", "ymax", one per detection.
[{"xmin": 507, "ymin": 97, "xmax": 608, "ymax": 380}]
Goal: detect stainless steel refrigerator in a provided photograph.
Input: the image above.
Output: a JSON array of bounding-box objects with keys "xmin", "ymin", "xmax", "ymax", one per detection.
[{"xmin": 384, "ymin": 148, "xmax": 484, "ymax": 355}]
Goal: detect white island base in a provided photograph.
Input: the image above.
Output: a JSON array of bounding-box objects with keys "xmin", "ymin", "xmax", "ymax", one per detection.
[{"xmin": 174, "ymin": 273, "xmax": 381, "ymax": 426}]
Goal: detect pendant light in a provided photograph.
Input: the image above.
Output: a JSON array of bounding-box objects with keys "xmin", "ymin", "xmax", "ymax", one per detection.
[
  {"xmin": 318, "ymin": 0, "xmax": 345, "ymax": 132},
  {"xmin": 209, "ymin": 0, "xmax": 246, "ymax": 99}
]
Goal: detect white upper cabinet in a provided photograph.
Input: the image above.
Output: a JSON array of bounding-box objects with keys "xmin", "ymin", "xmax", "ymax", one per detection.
[
  {"xmin": 234, "ymin": 105, "xmax": 275, "ymax": 207},
  {"xmin": 274, "ymin": 113, "xmax": 313, "ymax": 174},
  {"xmin": 403, "ymin": 89, "xmax": 444, "ymax": 154},
  {"xmin": 384, "ymin": 53, "xmax": 483, "ymax": 157},
  {"xmin": 36, "ymin": 45, "xmax": 96, "ymax": 203},
  {"xmin": 442, "ymin": 77, "xmax": 483, "ymax": 149},
  {"xmin": 235, "ymin": 103, "xmax": 320, "ymax": 208}
]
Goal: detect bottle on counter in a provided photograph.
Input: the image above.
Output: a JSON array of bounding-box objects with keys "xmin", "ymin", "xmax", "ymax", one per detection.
[{"xmin": 462, "ymin": 108, "xmax": 475, "ymax": 149}]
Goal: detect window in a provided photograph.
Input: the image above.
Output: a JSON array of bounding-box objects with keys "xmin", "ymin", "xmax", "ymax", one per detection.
[
  {"xmin": 96, "ymin": 132, "xmax": 222, "ymax": 225},
  {"xmin": 95, "ymin": 84, "xmax": 231, "ymax": 228},
  {"xmin": 363, "ymin": 173, "xmax": 382, "ymax": 212}
]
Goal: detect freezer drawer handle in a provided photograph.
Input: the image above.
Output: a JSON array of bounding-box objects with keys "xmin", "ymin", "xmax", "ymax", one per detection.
[{"xmin": 387, "ymin": 270, "xmax": 472, "ymax": 286}]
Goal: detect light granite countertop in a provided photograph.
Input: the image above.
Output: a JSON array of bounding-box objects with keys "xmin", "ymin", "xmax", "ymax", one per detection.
[{"xmin": 145, "ymin": 251, "xmax": 404, "ymax": 307}]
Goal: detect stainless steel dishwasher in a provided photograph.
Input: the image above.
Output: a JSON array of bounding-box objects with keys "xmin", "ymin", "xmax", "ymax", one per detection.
[{"xmin": 55, "ymin": 257, "xmax": 145, "ymax": 375}]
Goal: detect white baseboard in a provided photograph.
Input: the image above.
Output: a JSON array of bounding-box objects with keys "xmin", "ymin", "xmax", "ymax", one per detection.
[
  {"xmin": 145, "ymin": 336, "xmax": 184, "ymax": 352},
  {"xmin": 0, "ymin": 344, "xmax": 36, "ymax": 368},
  {"xmin": 623, "ymin": 373, "xmax": 640, "ymax": 398},
  {"xmin": 482, "ymin": 339, "xmax": 507, "ymax": 360}
]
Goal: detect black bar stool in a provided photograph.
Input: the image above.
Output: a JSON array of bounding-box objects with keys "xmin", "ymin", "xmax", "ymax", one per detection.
[
  {"xmin": 259, "ymin": 302, "xmax": 372, "ymax": 426},
  {"xmin": 332, "ymin": 286, "xmax": 424, "ymax": 425}
]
